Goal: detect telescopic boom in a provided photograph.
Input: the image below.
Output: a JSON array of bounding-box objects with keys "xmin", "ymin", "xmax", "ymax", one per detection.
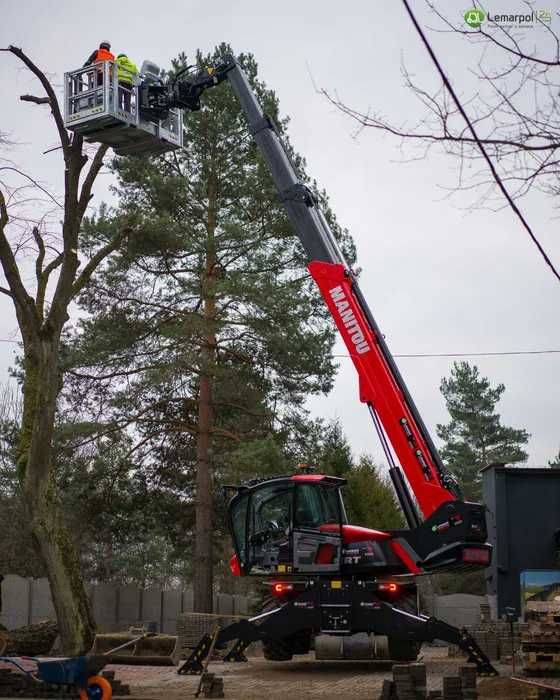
[
  {"xmin": 165, "ymin": 57, "xmax": 463, "ymax": 524},
  {"xmin": 194, "ymin": 59, "xmax": 461, "ymax": 523}
]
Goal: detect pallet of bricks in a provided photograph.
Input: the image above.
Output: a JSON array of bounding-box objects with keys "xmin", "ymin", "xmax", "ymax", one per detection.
[
  {"xmin": 379, "ymin": 663, "xmax": 477, "ymax": 700},
  {"xmin": 448, "ymin": 603, "xmax": 527, "ymax": 663},
  {"xmin": 523, "ymin": 604, "xmax": 560, "ymax": 676},
  {"xmin": 176, "ymin": 612, "xmax": 247, "ymax": 659}
]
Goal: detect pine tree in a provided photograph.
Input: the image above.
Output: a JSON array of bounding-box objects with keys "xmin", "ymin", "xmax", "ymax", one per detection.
[
  {"xmin": 318, "ymin": 420, "xmax": 353, "ymax": 477},
  {"xmin": 548, "ymin": 448, "xmax": 560, "ymax": 469},
  {"xmin": 437, "ymin": 362, "xmax": 529, "ymax": 500},
  {"xmin": 343, "ymin": 456, "xmax": 404, "ymax": 529},
  {"xmin": 66, "ymin": 46, "xmax": 355, "ymax": 611}
]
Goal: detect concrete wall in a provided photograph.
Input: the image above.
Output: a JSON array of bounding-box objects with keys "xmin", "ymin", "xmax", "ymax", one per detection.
[
  {"xmin": 433, "ymin": 593, "xmax": 487, "ymax": 628},
  {"xmin": 0, "ymin": 575, "xmax": 249, "ymax": 633}
]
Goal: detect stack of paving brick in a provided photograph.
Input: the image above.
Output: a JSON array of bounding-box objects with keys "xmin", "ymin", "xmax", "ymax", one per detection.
[
  {"xmin": 448, "ymin": 604, "xmax": 527, "ymax": 661},
  {"xmin": 100, "ymin": 670, "xmax": 130, "ymax": 696},
  {"xmin": 470, "ymin": 628, "xmax": 500, "ymax": 661},
  {"xmin": 176, "ymin": 613, "xmax": 246, "ymax": 658},
  {"xmin": 199, "ymin": 672, "xmax": 224, "ymax": 698},
  {"xmin": 176, "ymin": 614, "xmax": 220, "ymax": 658},
  {"xmin": 522, "ymin": 611, "xmax": 560, "ymax": 675},
  {"xmin": 379, "ymin": 664, "xmax": 477, "ymax": 700}
]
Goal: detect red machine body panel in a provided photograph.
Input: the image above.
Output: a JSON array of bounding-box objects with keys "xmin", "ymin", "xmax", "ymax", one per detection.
[
  {"xmin": 308, "ymin": 260, "xmax": 455, "ymax": 518},
  {"xmin": 319, "ymin": 523, "xmax": 391, "ymax": 544}
]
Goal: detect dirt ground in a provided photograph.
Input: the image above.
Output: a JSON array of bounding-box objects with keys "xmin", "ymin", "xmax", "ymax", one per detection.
[{"xmin": 111, "ymin": 646, "xmax": 560, "ymax": 700}]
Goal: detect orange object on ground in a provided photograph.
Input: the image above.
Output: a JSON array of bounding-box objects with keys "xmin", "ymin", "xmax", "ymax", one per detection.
[{"xmin": 79, "ymin": 675, "xmax": 112, "ymax": 700}]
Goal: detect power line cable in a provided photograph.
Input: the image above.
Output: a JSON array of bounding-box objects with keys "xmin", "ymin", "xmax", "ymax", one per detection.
[
  {"xmin": 394, "ymin": 349, "xmax": 560, "ymax": 358},
  {"xmin": 400, "ymin": 0, "xmax": 560, "ymax": 284},
  {"xmin": 334, "ymin": 349, "xmax": 560, "ymax": 359},
  {"xmin": 0, "ymin": 337, "xmax": 559, "ymax": 357}
]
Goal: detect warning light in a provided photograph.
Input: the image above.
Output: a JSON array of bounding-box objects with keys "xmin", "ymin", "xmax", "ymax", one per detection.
[
  {"xmin": 378, "ymin": 582, "xmax": 399, "ymax": 594},
  {"xmin": 296, "ymin": 462, "xmax": 316, "ymax": 474},
  {"xmin": 229, "ymin": 553, "xmax": 241, "ymax": 577},
  {"xmin": 271, "ymin": 582, "xmax": 294, "ymax": 596}
]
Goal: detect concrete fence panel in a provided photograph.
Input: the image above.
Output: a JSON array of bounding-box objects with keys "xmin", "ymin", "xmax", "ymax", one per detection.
[
  {"xmin": 91, "ymin": 583, "xmax": 118, "ymax": 632},
  {"xmin": 233, "ymin": 594, "xmax": 248, "ymax": 616},
  {"xmin": 217, "ymin": 593, "xmax": 233, "ymax": 615},
  {"xmin": 182, "ymin": 588, "xmax": 193, "ymax": 614},
  {"xmin": 0, "ymin": 575, "xmax": 29, "ymax": 629},
  {"xmin": 1, "ymin": 576, "xmax": 249, "ymax": 633},
  {"xmin": 118, "ymin": 585, "xmax": 141, "ymax": 629},
  {"xmin": 30, "ymin": 577, "xmax": 56, "ymax": 623},
  {"xmin": 141, "ymin": 588, "xmax": 163, "ymax": 631},
  {"xmin": 162, "ymin": 589, "xmax": 182, "ymax": 634}
]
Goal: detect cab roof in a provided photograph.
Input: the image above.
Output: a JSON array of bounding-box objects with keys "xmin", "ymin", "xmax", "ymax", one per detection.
[{"xmin": 227, "ymin": 473, "xmax": 347, "ymax": 493}]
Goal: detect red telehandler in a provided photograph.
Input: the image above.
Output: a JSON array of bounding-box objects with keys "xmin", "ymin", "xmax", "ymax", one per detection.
[{"xmin": 130, "ymin": 57, "xmax": 498, "ymax": 676}]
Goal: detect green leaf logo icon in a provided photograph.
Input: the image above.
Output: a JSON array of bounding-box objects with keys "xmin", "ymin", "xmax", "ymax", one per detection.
[{"xmin": 464, "ymin": 8, "xmax": 486, "ymax": 28}]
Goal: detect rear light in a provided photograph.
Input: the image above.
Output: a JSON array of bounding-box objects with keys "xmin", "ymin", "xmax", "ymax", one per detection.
[
  {"xmin": 271, "ymin": 582, "xmax": 294, "ymax": 596},
  {"xmin": 378, "ymin": 582, "xmax": 399, "ymax": 594},
  {"xmin": 229, "ymin": 553, "xmax": 241, "ymax": 576},
  {"xmin": 462, "ymin": 547, "xmax": 491, "ymax": 565}
]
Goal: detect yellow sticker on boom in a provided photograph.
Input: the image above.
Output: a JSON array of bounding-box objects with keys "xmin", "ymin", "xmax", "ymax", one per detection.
[{"xmin": 331, "ymin": 580, "xmax": 342, "ymax": 589}]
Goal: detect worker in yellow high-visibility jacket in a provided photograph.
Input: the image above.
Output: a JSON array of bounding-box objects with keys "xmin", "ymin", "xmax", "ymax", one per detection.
[{"xmin": 116, "ymin": 53, "xmax": 139, "ymax": 112}]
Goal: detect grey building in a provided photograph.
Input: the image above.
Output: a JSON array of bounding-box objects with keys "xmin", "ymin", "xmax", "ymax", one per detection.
[{"xmin": 482, "ymin": 464, "xmax": 560, "ymax": 617}]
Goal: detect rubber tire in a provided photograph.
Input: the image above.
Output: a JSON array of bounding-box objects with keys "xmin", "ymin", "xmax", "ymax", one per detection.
[
  {"xmin": 387, "ymin": 637, "xmax": 421, "ymax": 662},
  {"xmin": 262, "ymin": 636, "xmax": 295, "ymax": 661},
  {"xmin": 79, "ymin": 675, "xmax": 112, "ymax": 700},
  {"xmin": 388, "ymin": 589, "xmax": 421, "ymax": 662},
  {"xmin": 260, "ymin": 596, "xmax": 311, "ymax": 661}
]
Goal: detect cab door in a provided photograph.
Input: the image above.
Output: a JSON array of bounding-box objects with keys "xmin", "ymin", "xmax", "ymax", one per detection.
[
  {"xmin": 292, "ymin": 483, "xmax": 342, "ymax": 574},
  {"xmin": 244, "ymin": 481, "xmax": 295, "ymax": 575}
]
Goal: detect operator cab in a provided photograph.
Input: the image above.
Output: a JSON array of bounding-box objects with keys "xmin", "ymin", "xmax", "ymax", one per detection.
[
  {"xmin": 229, "ymin": 474, "xmax": 345, "ymax": 576},
  {"xmin": 228, "ymin": 472, "xmax": 404, "ymax": 577},
  {"xmin": 63, "ymin": 60, "xmax": 183, "ymax": 156}
]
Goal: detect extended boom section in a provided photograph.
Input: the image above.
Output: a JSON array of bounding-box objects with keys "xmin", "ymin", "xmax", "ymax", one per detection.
[{"xmin": 224, "ymin": 61, "xmax": 460, "ymax": 519}]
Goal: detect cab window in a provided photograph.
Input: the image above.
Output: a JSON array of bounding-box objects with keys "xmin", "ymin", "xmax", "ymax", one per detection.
[
  {"xmin": 250, "ymin": 482, "xmax": 293, "ymax": 534},
  {"xmin": 294, "ymin": 483, "xmax": 341, "ymax": 529}
]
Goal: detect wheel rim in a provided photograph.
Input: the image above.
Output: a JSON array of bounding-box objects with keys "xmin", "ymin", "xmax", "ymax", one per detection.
[{"xmin": 88, "ymin": 684, "xmax": 105, "ymax": 700}]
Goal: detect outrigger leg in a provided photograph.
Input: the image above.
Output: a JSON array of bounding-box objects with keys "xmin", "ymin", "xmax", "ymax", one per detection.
[{"xmin": 177, "ymin": 595, "xmax": 498, "ymax": 676}]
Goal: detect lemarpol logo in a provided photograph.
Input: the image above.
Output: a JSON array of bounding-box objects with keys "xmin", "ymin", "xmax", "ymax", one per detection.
[
  {"xmin": 464, "ymin": 6, "xmax": 552, "ymax": 28},
  {"xmin": 464, "ymin": 8, "xmax": 486, "ymax": 27}
]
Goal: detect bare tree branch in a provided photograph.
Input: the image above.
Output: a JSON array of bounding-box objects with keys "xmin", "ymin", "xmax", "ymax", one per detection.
[
  {"xmin": 3, "ymin": 46, "xmax": 70, "ymax": 152},
  {"xmin": 70, "ymin": 225, "xmax": 131, "ymax": 300},
  {"xmin": 20, "ymin": 94, "xmax": 50, "ymax": 105},
  {"xmin": 399, "ymin": 0, "xmax": 560, "ymax": 282},
  {"xmin": 0, "ymin": 187, "xmax": 38, "ymax": 332},
  {"xmin": 77, "ymin": 145, "xmax": 109, "ymax": 221}
]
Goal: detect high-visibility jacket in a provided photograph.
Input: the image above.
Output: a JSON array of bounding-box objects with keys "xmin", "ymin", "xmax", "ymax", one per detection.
[
  {"xmin": 84, "ymin": 47, "xmax": 115, "ymax": 66},
  {"xmin": 116, "ymin": 55, "xmax": 139, "ymax": 86}
]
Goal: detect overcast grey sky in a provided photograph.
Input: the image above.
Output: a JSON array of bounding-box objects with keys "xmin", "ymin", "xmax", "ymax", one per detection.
[{"xmin": 1, "ymin": 0, "xmax": 559, "ymax": 469}]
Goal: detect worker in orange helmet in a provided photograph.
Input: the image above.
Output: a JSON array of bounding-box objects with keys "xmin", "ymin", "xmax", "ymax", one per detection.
[
  {"xmin": 83, "ymin": 40, "xmax": 115, "ymax": 68},
  {"xmin": 83, "ymin": 40, "xmax": 115, "ymax": 96}
]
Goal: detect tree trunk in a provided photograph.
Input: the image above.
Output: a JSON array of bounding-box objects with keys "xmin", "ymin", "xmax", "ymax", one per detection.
[
  {"xmin": 193, "ymin": 172, "xmax": 218, "ymax": 613},
  {"xmin": 19, "ymin": 337, "xmax": 95, "ymax": 654}
]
